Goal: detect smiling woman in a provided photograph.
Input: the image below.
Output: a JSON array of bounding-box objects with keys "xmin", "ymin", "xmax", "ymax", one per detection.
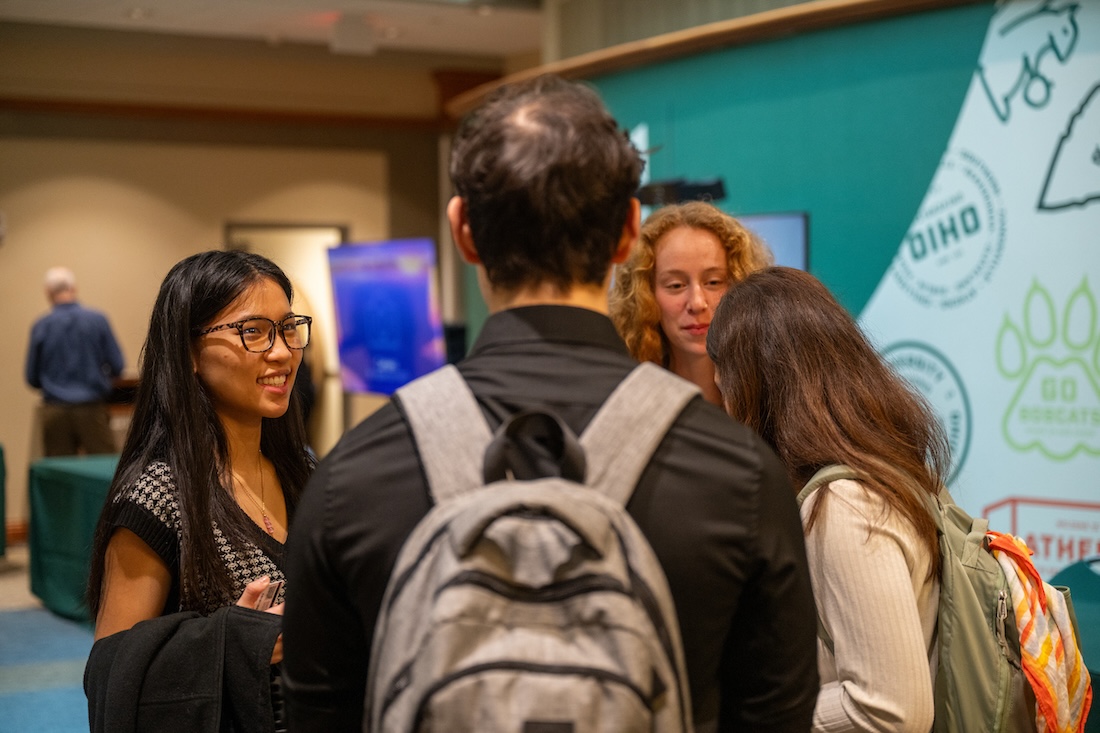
[
  {"xmin": 83, "ymin": 250, "xmax": 315, "ymax": 733},
  {"xmin": 194, "ymin": 287, "xmax": 310, "ymax": 432}
]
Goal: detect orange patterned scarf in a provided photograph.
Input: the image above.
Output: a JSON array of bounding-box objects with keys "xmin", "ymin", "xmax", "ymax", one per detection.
[{"xmin": 989, "ymin": 532, "xmax": 1092, "ymax": 733}]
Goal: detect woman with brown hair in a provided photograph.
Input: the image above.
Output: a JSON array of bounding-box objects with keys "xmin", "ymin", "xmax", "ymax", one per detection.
[
  {"xmin": 706, "ymin": 266, "xmax": 950, "ymax": 733},
  {"xmin": 609, "ymin": 201, "xmax": 771, "ymax": 403}
]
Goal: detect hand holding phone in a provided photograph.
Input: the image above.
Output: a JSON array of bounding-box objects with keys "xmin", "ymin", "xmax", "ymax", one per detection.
[{"xmin": 254, "ymin": 579, "xmax": 284, "ymax": 611}]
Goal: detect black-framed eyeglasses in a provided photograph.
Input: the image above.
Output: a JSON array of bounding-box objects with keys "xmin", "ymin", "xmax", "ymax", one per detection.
[{"xmin": 198, "ymin": 315, "xmax": 312, "ymax": 353}]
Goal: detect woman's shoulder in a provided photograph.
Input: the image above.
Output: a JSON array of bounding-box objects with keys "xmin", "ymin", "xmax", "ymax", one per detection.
[
  {"xmin": 806, "ymin": 475, "xmax": 890, "ymax": 522},
  {"xmin": 115, "ymin": 461, "xmax": 180, "ymax": 527},
  {"xmin": 807, "ymin": 475, "xmax": 929, "ymax": 545},
  {"xmin": 128, "ymin": 460, "xmax": 177, "ymax": 491}
]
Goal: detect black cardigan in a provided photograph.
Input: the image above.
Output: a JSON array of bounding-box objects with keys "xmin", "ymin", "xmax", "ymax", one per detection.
[{"xmin": 84, "ymin": 605, "xmax": 282, "ymax": 733}]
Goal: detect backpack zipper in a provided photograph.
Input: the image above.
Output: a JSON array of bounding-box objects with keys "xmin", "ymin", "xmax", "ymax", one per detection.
[
  {"xmin": 995, "ymin": 589, "xmax": 1011, "ymax": 657},
  {"xmin": 443, "ymin": 567, "xmax": 683, "ymax": 693},
  {"xmin": 431, "ymin": 568, "xmax": 690, "ymax": 732},
  {"xmin": 399, "ymin": 661, "xmax": 658, "ymax": 729},
  {"xmin": 443, "ymin": 569, "xmax": 628, "ymax": 602}
]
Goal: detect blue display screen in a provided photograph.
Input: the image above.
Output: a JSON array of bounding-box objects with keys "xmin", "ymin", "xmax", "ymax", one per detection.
[
  {"xmin": 738, "ymin": 212, "xmax": 809, "ymax": 270},
  {"xmin": 328, "ymin": 238, "xmax": 446, "ymax": 395}
]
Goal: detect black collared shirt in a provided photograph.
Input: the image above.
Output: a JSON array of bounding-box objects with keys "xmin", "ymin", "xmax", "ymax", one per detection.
[{"xmin": 283, "ymin": 305, "xmax": 817, "ymax": 733}]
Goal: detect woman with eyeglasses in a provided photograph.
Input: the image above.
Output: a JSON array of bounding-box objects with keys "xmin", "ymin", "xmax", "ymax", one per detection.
[{"xmin": 85, "ymin": 250, "xmax": 314, "ymax": 733}]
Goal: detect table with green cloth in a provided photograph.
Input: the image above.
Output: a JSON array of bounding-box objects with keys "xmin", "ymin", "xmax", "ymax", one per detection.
[{"xmin": 29, "ymin": 454, "xmax": 119, "ymax": 621}]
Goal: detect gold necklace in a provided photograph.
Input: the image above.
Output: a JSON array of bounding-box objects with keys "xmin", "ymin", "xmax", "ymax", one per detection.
[{"xmin": 235, "ymin": 455, "xmax": 274, "ymax": 535}]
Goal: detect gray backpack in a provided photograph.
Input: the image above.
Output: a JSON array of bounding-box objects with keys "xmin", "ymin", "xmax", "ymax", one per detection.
[{"xmin": 366, "ymin": 363, "xmax": 698, "ymax": 733}]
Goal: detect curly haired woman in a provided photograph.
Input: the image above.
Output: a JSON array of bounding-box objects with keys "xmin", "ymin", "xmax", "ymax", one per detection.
[{"xmin": 610, "ymin": 201, "xmax": 771, "ymax": 403}]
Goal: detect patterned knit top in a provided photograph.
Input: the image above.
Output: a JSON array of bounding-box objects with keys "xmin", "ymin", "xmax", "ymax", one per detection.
[{"xmin": 110, "ymin": 461, "xmax": 288, "ymax": 615}]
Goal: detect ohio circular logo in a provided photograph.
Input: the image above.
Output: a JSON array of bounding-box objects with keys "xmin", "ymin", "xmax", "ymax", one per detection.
[
  {"xmin": 882, "ymin": 341, "xmax": 972, "ymax": 484},
  {"xmin": 892, "ymin": 149, "xmax": 1006, "ymax": 310}
]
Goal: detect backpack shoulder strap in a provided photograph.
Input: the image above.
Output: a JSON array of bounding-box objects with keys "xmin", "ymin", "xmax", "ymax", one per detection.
[
  {"xmin": 394, "ymin": 365, "xmax": 493, "ymax": 504},
  {"xmin": 580, "ymin": 363, "xmax": 701, "ymax": 506},
  {"xmin": 797, "ymin": 464, "xmax": 860, "ymax": 507},
  {"xmin": 797, "ymin": 463, "xmax": 861, "ymax": 655},
  {"xmin": 398, "ymin": 362, "xmax": 700, "ymax": 506}
]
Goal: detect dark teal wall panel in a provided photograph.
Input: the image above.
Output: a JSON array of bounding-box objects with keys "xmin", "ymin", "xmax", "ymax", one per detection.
[{"xmin": 591, "ymin": 3, "xmax": 994, "ymax": 313}]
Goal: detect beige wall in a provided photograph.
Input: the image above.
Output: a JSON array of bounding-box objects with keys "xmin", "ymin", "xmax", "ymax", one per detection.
[
  {"xmin": 0, "ymin": 19, "xmax": 512, "ymax": 540},
  {"xmin": 1, "ymin": 137, "xmax": 387, "ymax": 529}
]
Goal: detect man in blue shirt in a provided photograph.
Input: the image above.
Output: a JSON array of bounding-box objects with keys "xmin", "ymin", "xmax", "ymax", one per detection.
[{"xmin": 25, "ymin": 266, "xmax": 124, "ymax": 456}]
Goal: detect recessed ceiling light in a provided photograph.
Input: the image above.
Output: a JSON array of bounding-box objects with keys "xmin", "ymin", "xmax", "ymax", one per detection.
[
  {"xmin": 477, "ymin": 5, "xmax": 493, "ymax": 16},
  {"xmin": 126, "ymin": 7, "xmax": 150, "ymax": 21}
]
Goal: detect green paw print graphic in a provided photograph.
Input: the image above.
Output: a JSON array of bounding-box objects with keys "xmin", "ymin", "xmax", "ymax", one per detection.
[{"xmin": 997, "ymin": 279, "xmax": 1100, "ymax": 460}]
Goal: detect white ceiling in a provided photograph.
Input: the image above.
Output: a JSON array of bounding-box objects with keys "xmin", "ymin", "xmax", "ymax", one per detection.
[{"xmin": 0, "ymin": 0, "xmax": 544, "ymax": 58}]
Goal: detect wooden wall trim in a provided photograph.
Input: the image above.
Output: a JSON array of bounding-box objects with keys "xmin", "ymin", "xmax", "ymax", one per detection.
[
  {"xmin": 445, "ymin": 0, "xmax": 987, "ymax": 119},
  {"xmin": 0, "ymin": 95, "xmax": 450, "ymax": 132}
]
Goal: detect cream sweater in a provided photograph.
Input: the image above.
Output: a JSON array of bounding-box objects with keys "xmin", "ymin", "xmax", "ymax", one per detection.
[{"xmin": 801, "ymin": 478, "xmax": 939, "ymax": 733}]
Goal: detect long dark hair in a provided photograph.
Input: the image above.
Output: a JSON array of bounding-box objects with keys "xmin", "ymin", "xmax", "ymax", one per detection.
[
  {"xmin": 706, "ymin": 267, "xmax": 949, "ymax": 575},
  {"xmin": 87, "ymin": 250, "xmax": 314, "ymax": 616}
]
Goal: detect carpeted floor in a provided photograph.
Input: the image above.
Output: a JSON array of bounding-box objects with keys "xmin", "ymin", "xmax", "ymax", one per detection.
[{"xmin": 0, "ymin": 545, "xmax": 93, "ymax": 733}]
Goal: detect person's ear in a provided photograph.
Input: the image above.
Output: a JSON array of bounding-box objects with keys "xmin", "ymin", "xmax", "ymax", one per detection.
[
  {"xmin": 447, "ymin": 196, "xmax": 480, "ymax": 265},
  {"xmin": 612, "ymin": 198, "xmax": 641, "ymax": 265}
]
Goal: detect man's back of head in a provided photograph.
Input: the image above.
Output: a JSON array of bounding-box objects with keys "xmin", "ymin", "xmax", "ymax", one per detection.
[
  {"xmin": 449, "ymin": 75, "xmax": 644, "ymax": 293},
  {"xmin": 44, "ymin": 266, "xmax": 77, "ymax": 304}
]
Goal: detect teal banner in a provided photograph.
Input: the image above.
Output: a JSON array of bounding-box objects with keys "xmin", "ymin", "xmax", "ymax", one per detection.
[
  {"xmin": 592, "ymin": 3, "xmax": 993, "ymax": 313},
  {"xmin": 592, "ymin": 0, "xmax": 1100, "ymax": 577},
  {"xmin": 861, "ymin": 0, "xmax": 1100, "ymax": 577}
]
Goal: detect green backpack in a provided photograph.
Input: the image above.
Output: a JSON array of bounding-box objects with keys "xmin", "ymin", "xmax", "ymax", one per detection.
[{"xmin": 798, "ymin": 464, "xmax": 1040, "ymax": 733}]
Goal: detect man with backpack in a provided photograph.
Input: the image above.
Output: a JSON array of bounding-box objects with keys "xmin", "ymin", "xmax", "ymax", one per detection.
[{"xmin": 281, "ymin": 74, "xmax": 818, "ymax": 733}]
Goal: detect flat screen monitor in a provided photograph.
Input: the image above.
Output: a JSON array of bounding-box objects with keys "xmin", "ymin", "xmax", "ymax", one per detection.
[
  {"xmin": 328, "ymin": 238, "xmax": 446, "ymax": 395},
  {"xmin": 738, "ymin": 212, "xmax": 809, "ymax": 270}
]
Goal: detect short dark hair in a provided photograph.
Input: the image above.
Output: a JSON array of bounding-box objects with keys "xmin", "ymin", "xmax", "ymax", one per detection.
[{"xmin": 450, "ymin": 74, "xmax": 644, "ymax": 291}]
